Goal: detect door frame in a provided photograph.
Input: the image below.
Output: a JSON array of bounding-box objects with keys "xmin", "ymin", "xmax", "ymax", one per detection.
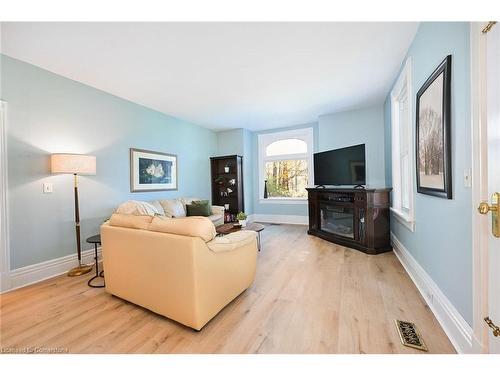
[
  {"xmin": 0, "ymin": 100, "xmax": 11, "ymax": 292},
  {"xmin": 470, "ymin": 21, "xmax": 494, "ymax": 353}
]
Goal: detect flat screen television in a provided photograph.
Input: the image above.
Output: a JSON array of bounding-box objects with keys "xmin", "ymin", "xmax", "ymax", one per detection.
[{"xmin": 313, "ymin": 144, "xmax": 366, "ymax": 186}]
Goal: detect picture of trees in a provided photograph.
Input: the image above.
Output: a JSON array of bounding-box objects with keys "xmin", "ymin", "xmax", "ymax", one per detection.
[
  {"xmin": 416, "ymin": 55, "xmax": 452, "ymax": 199},
  {"xmin": 417, "ymin": 72, "xmax": 444, "ymax": 190}
]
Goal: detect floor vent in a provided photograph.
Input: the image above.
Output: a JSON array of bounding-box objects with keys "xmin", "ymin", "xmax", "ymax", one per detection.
[{"xmin": 395, "ymin": 320, "xmax": 428, "ymax": 352}]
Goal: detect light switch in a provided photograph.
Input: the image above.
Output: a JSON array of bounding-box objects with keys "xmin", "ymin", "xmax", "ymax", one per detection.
[
  {"xmin": 43, "ymin": 182, "xmax": 53, "ymax": 193},
  {"xmin": 464, "ymin": 168, "xmax": 472, "ymax": 188}
]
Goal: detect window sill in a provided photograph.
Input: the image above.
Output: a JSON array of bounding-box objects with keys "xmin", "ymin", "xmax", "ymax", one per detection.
[
  {"xmin": 390, "ymin": 207, "xmax": 415, "ymax": 232},
  {"xmin": 259, "ymin": 198, "xmax": 308, "ymax": 205}
]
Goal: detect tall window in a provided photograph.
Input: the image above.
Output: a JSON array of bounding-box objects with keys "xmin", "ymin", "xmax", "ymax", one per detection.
[
  {"xmin": 258, "ymin": 128, "xmax": 313, "ymax": 201},
  {"xmin": 391, "ymin": 58, "xmax": 415, "ymax": 231}
]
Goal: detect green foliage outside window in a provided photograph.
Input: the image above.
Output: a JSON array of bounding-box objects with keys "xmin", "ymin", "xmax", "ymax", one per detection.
[{"xmin": 265, "ymin": 159, "xmax": 308, "ymax": 198}]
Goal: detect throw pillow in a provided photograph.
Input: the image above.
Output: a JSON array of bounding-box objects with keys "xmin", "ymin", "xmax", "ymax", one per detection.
[
  {"xmin": 115, "ymin": 200, "xmax": 159, "ymax": 216},
  {"xmin": 159, "ymin": 199, "xmax": 185, "ymax": 218},
  {"xmin": 186, "ymin": 200, "xmax": 211, "ymax": 217}
]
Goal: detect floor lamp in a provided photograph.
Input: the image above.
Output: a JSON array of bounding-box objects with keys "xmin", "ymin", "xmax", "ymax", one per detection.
[{"xmin": 51, "ymin": 153, "xmax": 96, "ymax": 277}]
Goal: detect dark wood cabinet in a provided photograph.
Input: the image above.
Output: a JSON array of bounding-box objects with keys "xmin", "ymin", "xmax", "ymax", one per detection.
[
  {"xmin": 306, "ymin": 187, "xmax": 392, "ymax": 254},
  {"xmin": 210, "ymin": 155, "xmax": 244, "ymax": 222}
]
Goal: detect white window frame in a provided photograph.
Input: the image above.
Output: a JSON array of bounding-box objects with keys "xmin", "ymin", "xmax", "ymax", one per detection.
[
  {"xmin": 390, "ymin": 58, "xmax": 415, "ymax": 231},
  {"xmin": 258, "ymin": 127, "xmax": 314, "ymax": 204}
]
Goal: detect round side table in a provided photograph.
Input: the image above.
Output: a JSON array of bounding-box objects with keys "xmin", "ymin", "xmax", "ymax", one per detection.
[{"xmin": 86, "ymin": 234, "xmax": 105, "ymax": 288}]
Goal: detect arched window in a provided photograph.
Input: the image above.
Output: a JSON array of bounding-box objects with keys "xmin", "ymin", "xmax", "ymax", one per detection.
[
  {"xmin": 258, "ymin": 128, "xmax": 313, "ymax": 201},
  {"xmin": 266, "ymin": 138, "xmax": 308, "ymax": 156}
]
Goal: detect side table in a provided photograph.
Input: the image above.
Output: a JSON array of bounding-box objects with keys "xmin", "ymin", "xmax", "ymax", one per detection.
[{"xmin": 86, "ymin": 234, "xmax": 105, "ymax": 288}]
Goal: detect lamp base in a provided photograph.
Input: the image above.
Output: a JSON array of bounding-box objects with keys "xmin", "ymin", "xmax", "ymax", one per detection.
[{"xmin": 67, "ymin": 264, "xmax": 93, "ymax": 277}]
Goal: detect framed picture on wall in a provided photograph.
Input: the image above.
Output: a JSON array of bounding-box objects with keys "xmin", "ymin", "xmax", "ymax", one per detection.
[
  {"xmin": 130, "ymin": 148, "xmax": 178, "ymax": 192},
  {"xmin": 416, "ymin": 55, "xmax": 452, "ymax": 199}
]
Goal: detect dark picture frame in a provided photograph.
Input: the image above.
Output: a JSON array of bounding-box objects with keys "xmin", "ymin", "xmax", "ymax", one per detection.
[
  {"xmin": 130, "ymin": 148, "xmax": 178, "ymax": 192},
  {"xmin": 416, "ymin": 55, "xmax": 452, "ymax": 199}
]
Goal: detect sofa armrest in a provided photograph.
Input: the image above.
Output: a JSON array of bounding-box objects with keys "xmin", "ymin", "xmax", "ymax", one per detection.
[
  {"xmin": 206, "ymin": 230, "xmax": 257, "ymax": 253},
  {"xmin": 211, "ymin": 205, "xmax": 225, "ymax": 216}
]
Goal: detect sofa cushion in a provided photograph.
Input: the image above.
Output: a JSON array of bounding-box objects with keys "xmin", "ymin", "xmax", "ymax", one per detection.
[
  {"xmin": 149, "ymin": 216, "xmax": 216, "ymax": 242},
  {"xmin": 159, "ymin": 199, "xmax": 185, "ymax": 218},
  {"xmin": 149, "ymin": 200, "xmax": 166, "ymax": 216},
  {"xmin": 109, "ymin": 213, "xmax": 154, "ymax": 230},
  {"xmin": 115, "ymin": 200, "xmax": 159, "ymax": 216},
  {"xmin": 206, "ymin": 230, "xmax": 257, "ymax": 253},
  {"xmin": 186, "ymin": 200, "xmax": 211, "ymax": 217}
]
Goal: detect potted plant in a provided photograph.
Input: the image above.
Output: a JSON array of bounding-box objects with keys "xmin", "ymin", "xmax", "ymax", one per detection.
[
  {"xmin": 224, "ymin": 162, "xmax": 231, "ymax": 173},
  {"xmin": 236, "ymin": 211, "xmax": 247, "ymax": 227}
]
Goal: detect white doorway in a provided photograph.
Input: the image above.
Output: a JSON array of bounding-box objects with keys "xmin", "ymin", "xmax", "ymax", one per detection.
[
  {"xmin": 471, "ymin": 21, "xmax": 500, "ymax": 354},
  {"xmin": 0, "ymin": 100, "xmax": 10, "ymax": 292}
]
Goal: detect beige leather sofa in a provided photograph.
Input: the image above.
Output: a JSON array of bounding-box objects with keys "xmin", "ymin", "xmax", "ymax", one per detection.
[
  {"xmin": 101, "ymin": 214, "xmax": 258, "ymax": 330},
  {"xmin": 116, "ymin": 198, "xmax": 225, "ymax": 227}
]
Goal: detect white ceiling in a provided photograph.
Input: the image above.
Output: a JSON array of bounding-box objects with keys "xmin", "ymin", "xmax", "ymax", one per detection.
[{"xmin": 1, "ymin": 22, "xmax": 418, "ymax": 131}]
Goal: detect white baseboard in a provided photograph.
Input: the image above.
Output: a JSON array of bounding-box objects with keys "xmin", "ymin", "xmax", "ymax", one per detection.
[
  {"xmin": 391, "ymin": 233, "xmax": 474, "ymax": 353},
  {"xmin": 251, "ymin": 213, "xmax": 308, "ymax": 225},
  {"xmin": 3, "ymin": 247, "xmax": 102, "ymax": 293}
]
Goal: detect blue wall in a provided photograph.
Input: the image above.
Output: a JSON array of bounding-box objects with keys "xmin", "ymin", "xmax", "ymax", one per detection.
[
  {"xmin": 1, "ymin": 55, "xmax": 217, "ymax": 269},
  {"xmin": 384, "ymin": 22, "xmax": 472, "ymax": 325},
  {"xmin": 318, "ymin": 105, "xmax": 386, "ymax": 188}
]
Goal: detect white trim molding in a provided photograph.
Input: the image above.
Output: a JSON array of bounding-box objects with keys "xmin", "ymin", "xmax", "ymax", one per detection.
[
  {"xmin": 252, "ymin": 214, "xmax": 308, "ymax": 225},
  {"xmin": 4, "ymin": 247, "xmax": 102, "ymax": 293},
  {"xmin": 470, "ymin": 21, "xmax": 490, "ymax": 354},
  {"xmin": 0, "ymin": 100, "xmax": 10, "ymax": 292},
  {"xmin": 391, "ymin": 233, "xmax": 475, "ymax": 353},
  {"xmin": 390, "ymin": 58, "xmax": 415, "ymax": 232}
]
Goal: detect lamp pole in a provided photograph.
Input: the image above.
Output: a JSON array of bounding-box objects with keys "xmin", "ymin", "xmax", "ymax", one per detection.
[{"xmin": 67, "ymin": 173, "xmax": 92, "ymax": 277}]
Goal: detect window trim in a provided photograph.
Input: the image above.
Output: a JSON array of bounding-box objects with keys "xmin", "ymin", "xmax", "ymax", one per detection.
[
  {"xmin": 258, "ymin": 128, "xmax": 314, "ymax": 203},
  {"xmin": 390, "ymin": 58, "xmax": 415, "ymax": 232}
]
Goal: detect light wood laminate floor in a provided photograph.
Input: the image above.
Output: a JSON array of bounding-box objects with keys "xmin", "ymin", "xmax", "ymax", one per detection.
[{"xmin": 0, "ymin": 224, "xmax": 455, "ymax": 354}]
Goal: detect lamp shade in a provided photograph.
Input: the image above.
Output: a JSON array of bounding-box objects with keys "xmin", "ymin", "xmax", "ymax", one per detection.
[{"xmin": 51, "ymin": 154, "xmax": 96, "ymax": 175}]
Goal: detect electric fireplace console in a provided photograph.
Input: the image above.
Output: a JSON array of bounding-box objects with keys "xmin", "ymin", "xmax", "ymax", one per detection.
[{"xmin": 305, "ymin": 187, "xmax": 392, "ymax": 254}]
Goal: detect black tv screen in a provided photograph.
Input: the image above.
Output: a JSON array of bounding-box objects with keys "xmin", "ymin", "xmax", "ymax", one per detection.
[{"xmin": 313, "ymin": 144, "xmax": 366, "ymax": 186}]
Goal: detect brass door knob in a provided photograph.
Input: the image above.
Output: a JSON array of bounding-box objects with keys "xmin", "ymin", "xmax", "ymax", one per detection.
[
  {"xmin": 478, "ymin": 201, "xmax": 496, "ymax": 214},
  {"xmin": 479, "ymin": 193, "xmax": 500, "ymax": 237}
]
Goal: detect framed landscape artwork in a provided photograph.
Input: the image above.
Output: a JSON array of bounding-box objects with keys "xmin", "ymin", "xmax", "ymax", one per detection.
[
  {"xmin": 416, "ymin": 55, "xmax": 452, "ymax": 199},
  {"xmin": 130, "ymin": 148, "xmax": 178, "ymax": 192}
]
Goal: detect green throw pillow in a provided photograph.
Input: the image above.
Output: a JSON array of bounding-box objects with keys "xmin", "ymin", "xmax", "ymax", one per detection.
[{"xmin": 186, "ymin": 200, "xmax": 211, "ymax": 217}]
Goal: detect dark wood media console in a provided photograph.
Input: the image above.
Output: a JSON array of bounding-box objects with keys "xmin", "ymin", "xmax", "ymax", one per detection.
[{"xmin": 306, "ymin": 187, "xmax": 392, "ymax": 254}]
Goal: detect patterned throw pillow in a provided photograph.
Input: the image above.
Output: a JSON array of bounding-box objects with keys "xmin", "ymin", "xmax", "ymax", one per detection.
[{"xmin": 186, "ymin": 200, "xmax": 211, "ymax": 217}]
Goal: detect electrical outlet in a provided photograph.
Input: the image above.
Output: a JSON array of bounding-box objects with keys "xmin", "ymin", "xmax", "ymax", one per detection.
[{"xmin": 43, "ymin": 182, "xmax": 53, "ymax": 194}]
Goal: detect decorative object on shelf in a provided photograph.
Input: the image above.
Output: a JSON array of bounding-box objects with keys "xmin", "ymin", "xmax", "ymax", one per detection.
[
  {"xmin": 264, "ymin": 180, "xmax": 268, "ymax": 199},
  {"xmin": 130, "ymin": 148, "xmax": 177, "ymax": 192},
  {"xmin": 51, "ymin": 153, "xmax": 96, "ymax": 277},
  {"xmin": 210, "ymin": 155, "xmax": 244, "ymax": 223},
  {"xmin": 236, "ymin": 211, "xmax": 247, "ymax": 227},
  {"xmin": 224, "ymin": 162, "xmax": 231, "ymax": 173},
  {"xmin": 416, "ymin": 55, "xmax": 452, "ymax": 199}
]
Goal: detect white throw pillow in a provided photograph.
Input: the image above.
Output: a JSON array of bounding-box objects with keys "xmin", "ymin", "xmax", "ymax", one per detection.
[
  {"xmin": 115, "ymin": 200, "xmax": 159, "ymax": 216},
  {"xmin": 149, "ymin": 200, "xmax": 166, "ymax": 216},
  {"xmin": 159, "ymin": 199, "xmax": 185, "ymax": 218}
]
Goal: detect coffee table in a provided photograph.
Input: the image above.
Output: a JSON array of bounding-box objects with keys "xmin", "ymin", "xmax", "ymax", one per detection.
[{"xmin": 215, "ymin": 222, "xmax": 265, "ymax": 251}]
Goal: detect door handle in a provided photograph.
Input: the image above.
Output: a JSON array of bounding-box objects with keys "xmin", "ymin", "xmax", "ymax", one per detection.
[{"xmin": 478, "ymin": 192, "xmax": 500, "ymax": 237}]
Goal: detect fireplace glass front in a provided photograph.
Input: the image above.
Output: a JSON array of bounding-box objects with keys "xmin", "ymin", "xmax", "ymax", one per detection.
[{"xmin": 319, "ymin": 203, "xmax": 354, "ymax": 239}]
